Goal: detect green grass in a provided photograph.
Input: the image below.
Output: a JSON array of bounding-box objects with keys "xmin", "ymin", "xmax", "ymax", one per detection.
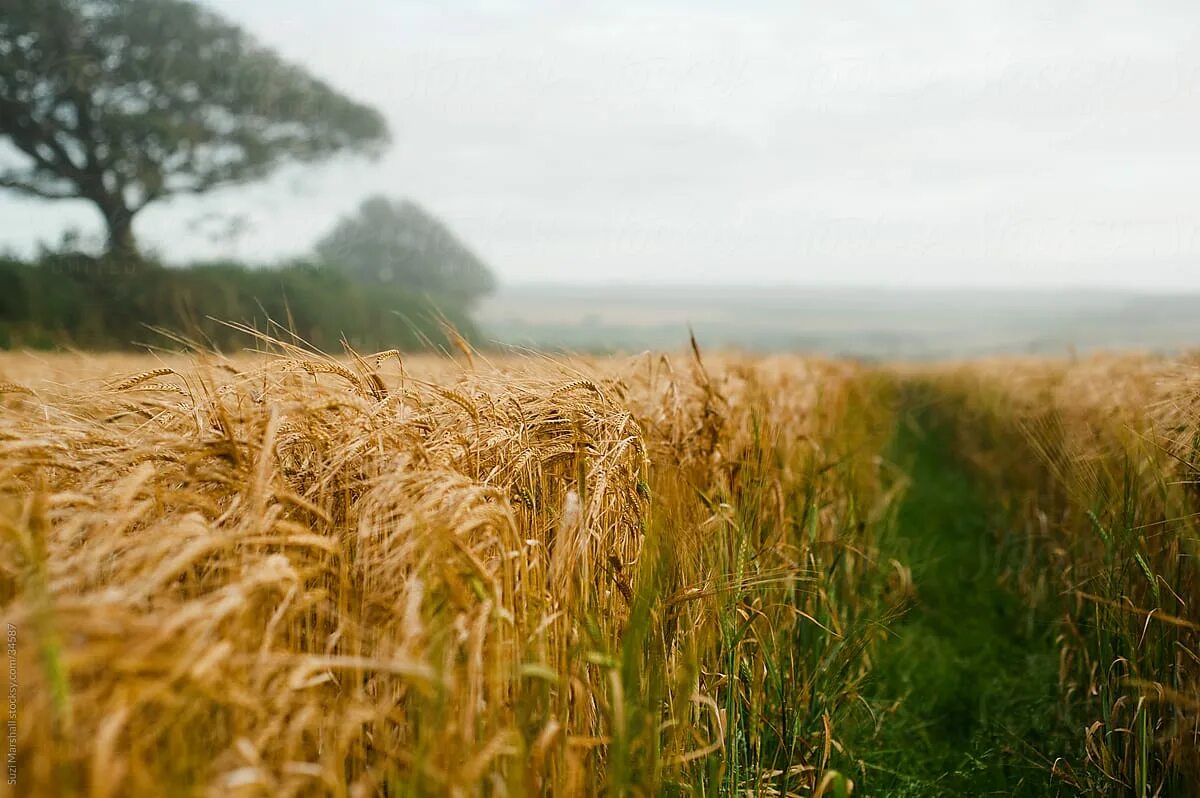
[{"xmin": 839, "ymin": 397, "xmax": 1080, "ymax": 796}]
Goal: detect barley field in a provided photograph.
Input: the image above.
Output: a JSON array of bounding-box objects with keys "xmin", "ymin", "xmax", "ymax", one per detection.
[{"xmin": 1, "ymin": 345, "xmax": 1197, "ymax": 796}]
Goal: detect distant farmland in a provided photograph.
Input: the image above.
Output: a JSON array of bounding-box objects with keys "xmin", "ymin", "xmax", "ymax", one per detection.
[{"xmin": 479, "ymin": 283, "xmax": 1200, "ymax": 358}]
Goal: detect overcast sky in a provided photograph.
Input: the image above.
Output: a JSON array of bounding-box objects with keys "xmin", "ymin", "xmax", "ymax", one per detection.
[{"xmin": 3, "ymin": 0, "xmax": 1200, "ymax": 288}]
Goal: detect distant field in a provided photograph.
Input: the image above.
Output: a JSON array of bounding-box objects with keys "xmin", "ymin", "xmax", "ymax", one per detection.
[
  {"xmin": 1, "ymin": 347, "xmax": 1197, "ymax": 795},
  {"xmin": 479, "ymin": 283, "xmax": 1200, "ymax": 358}
]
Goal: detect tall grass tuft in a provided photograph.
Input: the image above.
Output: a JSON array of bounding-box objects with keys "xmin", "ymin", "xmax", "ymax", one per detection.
[{"xmin": 924, "ymin": 355, "xmax": 1200, "ymax": 795}]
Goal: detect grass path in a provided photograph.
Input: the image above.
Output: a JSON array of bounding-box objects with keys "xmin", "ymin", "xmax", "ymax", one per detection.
[{"xmin": 841, "ymin": 398, "xmax": 1077, "ymax": 796}]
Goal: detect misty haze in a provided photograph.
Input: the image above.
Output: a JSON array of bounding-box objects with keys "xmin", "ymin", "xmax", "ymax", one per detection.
[
  {"xmin": 5, "ymin": 1, "xmax": 1200, "ymax": 356},
  {"xmin": 2, "ymin": 2, "xmax": 1199, "ymax": 797}
]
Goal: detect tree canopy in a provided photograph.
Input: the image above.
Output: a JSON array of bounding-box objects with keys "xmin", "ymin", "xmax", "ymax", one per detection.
[
  {"xmin": 0, "ymin": 0, "xmax": 389, "ymax": 259},
  {"xmin": 315, "ymin": 196, "xmax": 497, "ymax": 307}
]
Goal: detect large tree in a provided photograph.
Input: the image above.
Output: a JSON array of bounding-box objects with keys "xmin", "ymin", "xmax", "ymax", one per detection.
[
  {"xmin": 315, "ymin": 196, "xmax": 496, "ymax": 307},
  {"xmin": 0, "ymin": 0, "xmax": 389, "ymax": 260}
]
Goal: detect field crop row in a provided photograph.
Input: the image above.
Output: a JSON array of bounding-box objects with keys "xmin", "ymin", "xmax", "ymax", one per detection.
[{"xmin": 1, "ymin": 347, "xmax": 1197, "ymax": 795}]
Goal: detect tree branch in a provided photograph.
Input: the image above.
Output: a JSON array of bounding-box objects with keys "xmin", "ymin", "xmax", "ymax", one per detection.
[
  {"xmin": 0, "ymin": 173, "xmax": 81, "ymax": 200},
  {"xmin": 0, "ymin": 94, "xmax": 91, "ymax": 187}
]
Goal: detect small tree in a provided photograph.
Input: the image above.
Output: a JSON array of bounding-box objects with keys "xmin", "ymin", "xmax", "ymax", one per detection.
[
  {"xmin": 0, "ymin": 0, "xmax": 389, "ymax": 261},
  {"xmin": 315, "ymin": 196, "xmax": 496, "ymax": 307}
]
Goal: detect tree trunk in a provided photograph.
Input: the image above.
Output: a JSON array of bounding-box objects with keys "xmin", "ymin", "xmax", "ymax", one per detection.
[{"xmin": 100, "ymin": 203, "xmax": 144, "ymax": 268}]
